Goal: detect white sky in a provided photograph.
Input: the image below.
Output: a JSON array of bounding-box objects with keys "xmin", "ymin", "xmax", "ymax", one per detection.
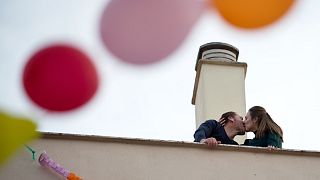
[{"xmin": 1, "ymin": 0, "xmax": 320, "ymax": 151}]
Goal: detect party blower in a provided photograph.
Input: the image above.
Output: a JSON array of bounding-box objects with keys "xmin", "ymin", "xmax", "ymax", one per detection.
[{"xmin": 38, "ymin": 152, "xmax": 82, "ymax": 180}]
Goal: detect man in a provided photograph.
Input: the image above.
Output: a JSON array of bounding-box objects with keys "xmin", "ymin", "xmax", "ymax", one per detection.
[{"xmin": 194, "ymin": 111, "xmax": 245, "ymax": 147}]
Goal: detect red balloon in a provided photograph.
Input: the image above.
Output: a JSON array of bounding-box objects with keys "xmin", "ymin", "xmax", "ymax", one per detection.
[
  {"xmin": 23, "ymin": 44, "xmax": 99, "ymax": 112},
  {"xmin": 100, "ymin": 0, "xmax": 204, "ymax": 65}
]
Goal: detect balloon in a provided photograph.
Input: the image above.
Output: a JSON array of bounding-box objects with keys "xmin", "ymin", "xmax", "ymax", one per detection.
[
  {"xmin": 212, "ymin": 0, "xmax": 295, "ymax": 29},
  {"xmin": 0, "ymin": 111, "xmax": 38, "ymax": 165},
  {"xmin": 100, "ymin": 0, "xmax": 204, "ymax": 64},
  {"xmin": 23, "ymin": 44, "xmax": 99, "ymax": 112}
]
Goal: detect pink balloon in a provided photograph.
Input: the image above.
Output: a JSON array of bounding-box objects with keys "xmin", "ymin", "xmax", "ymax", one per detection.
[{"xmin": 100, "ymin": 0, "xmax": 204, "ymax": 65}]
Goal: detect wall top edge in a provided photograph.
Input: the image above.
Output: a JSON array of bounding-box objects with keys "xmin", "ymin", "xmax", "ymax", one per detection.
[{"xmin": 40, "ymin": 132, "xmax": 320, "ymax": 157}]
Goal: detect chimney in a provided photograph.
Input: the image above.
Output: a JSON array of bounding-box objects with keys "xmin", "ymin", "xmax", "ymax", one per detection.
[{"xmin": 192, "ymin": 42, "xmax": 247, "ymax": 143}]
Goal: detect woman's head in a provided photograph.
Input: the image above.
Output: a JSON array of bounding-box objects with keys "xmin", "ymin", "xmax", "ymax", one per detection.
[{"xmin": 244, "ymin": 106, "xmax": 283, "ymax": 141}]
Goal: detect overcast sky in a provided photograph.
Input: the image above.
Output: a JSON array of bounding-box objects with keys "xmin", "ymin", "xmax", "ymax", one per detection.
[{"xmin": 1, "ymin": 0, "xmax": 320, "ymax": 151}]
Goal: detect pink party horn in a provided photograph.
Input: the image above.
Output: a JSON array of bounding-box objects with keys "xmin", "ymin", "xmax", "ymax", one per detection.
[{"xmin": 38, "ymin": 152, "xmax": 82, "ymax": 180}]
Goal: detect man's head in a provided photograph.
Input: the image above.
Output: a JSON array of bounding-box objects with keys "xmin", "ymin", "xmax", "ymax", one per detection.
[{"xmin": 221, "ymin": 111, "xmax": 245, "ymax": 135}]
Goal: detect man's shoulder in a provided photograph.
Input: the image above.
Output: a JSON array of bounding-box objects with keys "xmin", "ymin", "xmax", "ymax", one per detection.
[
  {"xmin": 204, "ymin": 119, "xmax": 222, "ymax": 128},
  {"xmin": 205, "ymin": 119, "xmax": 218, "ymax": 123}
]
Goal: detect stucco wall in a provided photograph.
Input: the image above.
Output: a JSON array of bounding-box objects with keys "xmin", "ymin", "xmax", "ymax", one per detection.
[{"xmin": 1, "ymin": 132, "xmax": 320, "ymax": 180}]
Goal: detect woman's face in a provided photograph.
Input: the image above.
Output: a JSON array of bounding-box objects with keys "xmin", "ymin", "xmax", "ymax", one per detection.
[{"xmin": 244, "ymin": 111, "xmax": 257, "ymax": 132}]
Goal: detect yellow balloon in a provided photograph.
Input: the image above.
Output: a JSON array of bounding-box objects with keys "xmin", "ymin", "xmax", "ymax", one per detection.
[
  {"xmin": 212, "ymin": 0, "xmax": 295, "ymax": 29},
  {"xmin": 0, "ymin": 111, "xmax": 38, "ymax": 165}
]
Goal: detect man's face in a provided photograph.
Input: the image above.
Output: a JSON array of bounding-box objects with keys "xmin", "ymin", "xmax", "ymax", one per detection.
[{"xmin": 232, "ymin": 114, "xmax": 246, "ymax": 135}]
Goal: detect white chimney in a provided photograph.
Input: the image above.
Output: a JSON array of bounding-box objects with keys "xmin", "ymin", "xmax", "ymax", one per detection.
[{"xmin": 192, "ymin": 42, "xmax": 247, "ymax": 143}]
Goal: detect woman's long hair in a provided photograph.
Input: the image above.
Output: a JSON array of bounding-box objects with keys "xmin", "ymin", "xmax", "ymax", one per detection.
[{"xmin": 249, "ymin": 106, "xmax": 283, "ymax": 141}]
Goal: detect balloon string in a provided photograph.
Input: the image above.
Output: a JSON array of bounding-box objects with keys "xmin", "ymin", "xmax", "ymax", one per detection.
[{"xmin": 25, "ymin": 144, "xmax": 36, "ymax": 160}]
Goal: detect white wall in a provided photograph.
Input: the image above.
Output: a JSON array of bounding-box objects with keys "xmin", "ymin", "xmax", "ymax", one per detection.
[{"xmin": 1, "ymin": 133, "xmax": 320, "ymax": 180}]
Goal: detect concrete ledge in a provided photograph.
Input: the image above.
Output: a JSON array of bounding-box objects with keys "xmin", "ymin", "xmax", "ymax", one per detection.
[
  {"xmin": 2, "ymin": 132, "xmax": 320, "ymax": 180},
  {"xmin": 42, "ymin": 132, "xmax": 320, "ymax": 157}
]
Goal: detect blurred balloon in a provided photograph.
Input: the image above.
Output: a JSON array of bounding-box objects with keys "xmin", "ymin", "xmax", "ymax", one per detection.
[
  {"xmin": 0, "ymin": 111, "xmax": 38, "ymax": 165},
  {"xmin": 100, "ymin": 0, "xmax": 204, "ymax": 65},
  {"xmin": 23, "ymin": 44, "xmax": 99, "ymax": 112},
  {"xmin": 212, "ymin": 0, "xmax": 295, "ymax": 29}
]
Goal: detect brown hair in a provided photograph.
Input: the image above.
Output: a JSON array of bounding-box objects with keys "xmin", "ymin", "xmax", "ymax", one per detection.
[
  {"xmin": 249, "ymin": 106, "xmax": 283, "ymax": 141},
  {"xmin": 220, "ymin": 111, "xmax": 237, "ymax": 124}
]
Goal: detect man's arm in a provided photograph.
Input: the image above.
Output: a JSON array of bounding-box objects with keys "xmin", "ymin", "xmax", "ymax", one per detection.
[
  {"xmin": 194, "ymin": 120, "xmax": 217, "ymax": 142},
  {"xmin": 200, "ymin": 137, "xmax": 221, "ymax": 147}
]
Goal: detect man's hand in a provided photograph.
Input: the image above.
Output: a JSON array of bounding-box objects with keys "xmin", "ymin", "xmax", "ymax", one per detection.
[
  {"xmin": 200, "ymin": 138, "xmax": 221, "ymax": 148},
  {"xmin": 219, "ymin": 117, "xmax": 227, "ymax": 126}
]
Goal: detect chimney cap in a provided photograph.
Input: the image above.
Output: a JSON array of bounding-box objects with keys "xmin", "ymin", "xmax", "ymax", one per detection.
[{"xmin": 195, "ymin": 42, "xmax": 239, "ymax": 70}]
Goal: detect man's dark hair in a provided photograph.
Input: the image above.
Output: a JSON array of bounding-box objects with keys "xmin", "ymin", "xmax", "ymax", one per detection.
[{"xmin": 220, "ymin": 111, "xmax": 237, "ymax": 124}]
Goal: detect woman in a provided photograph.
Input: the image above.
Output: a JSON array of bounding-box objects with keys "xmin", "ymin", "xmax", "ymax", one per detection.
[{"xmin": 243, "ymin": 106, "xmax": 283, "ymax": 148}]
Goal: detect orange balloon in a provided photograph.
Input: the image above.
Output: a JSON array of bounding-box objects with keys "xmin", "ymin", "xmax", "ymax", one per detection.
[{"xmin": 212, "ymin": 0, "xmax": 295, "ymax": 29}]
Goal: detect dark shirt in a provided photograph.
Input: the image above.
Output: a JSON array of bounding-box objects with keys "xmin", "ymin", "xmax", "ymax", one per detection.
[
  {"xmin": 194, "ymin": 120, "xmax": 238, "ymax": 145},
  {"xmin": 243, "ymin": 131, "xmax": 282, "ymax": 148}
]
